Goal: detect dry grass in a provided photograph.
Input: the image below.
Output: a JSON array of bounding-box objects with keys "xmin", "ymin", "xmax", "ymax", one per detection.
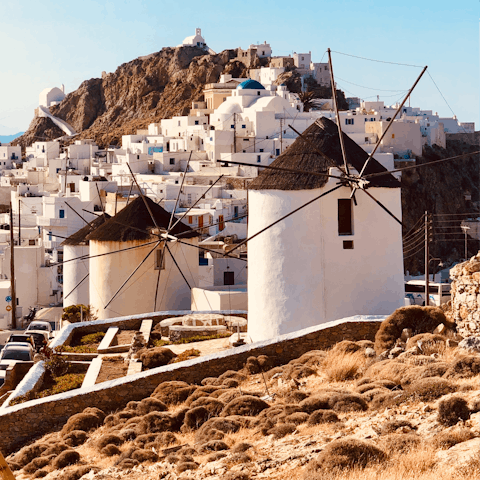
[{"xmin": 323, "ymin": 350, "xmax": 368, "ymax": 382}]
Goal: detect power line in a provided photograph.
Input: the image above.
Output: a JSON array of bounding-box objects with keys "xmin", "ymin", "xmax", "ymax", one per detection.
[
  {"xmin": 331, "ymin": 50, "xmax": 423, "ymax": 68},
  {"xmin": 334, "ymin": 76, "xmax": 407, "ymax": 92}
]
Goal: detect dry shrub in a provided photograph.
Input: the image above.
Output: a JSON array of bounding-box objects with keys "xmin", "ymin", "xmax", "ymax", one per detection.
[
  {"xmin": 267, "ymin": 422, "xmax": 296, "ymax": 438},
  {"xmin": 152, "ymin": 381, "xmax": 196, "ymax": 405},
  {"xmin": 52, "ymin": 450, "xmax": 80, "ymax": 469},
  {"xmin": 418, "ymin": 361, "xmax": 449, "ymax": 379},
  {"xmin": 299, "ymin": 394, "xmax": 330, "ymax": 413},
  {"xmin": 285, "ymin": 412, "xmax": 309, "ymax": 425},
  {"xmin": 244, "ymin": 355, "xmax": 271, "ymax": 374},
  {"xmin": 135, "ymin": 433, "xmax": 158, "ymax": 447},
  {"xmin": 406, "ymin": 333, "xmax": 447, "ymax": 353},
  {"xmin": 23, "ymin": 457, "xmax": 51, "ymax": 474},
  {"xmin": 63, "ymin": 430, "xmax": 87, "ymax": 447},
  {"xmin": 363, "ymin": 360, "xmax": 416, "ymax": 385},
  {"xmin": 406, "ymin": 377, "xmax": 456, "ymax": 401},
  {"xmin": 61, "ymin": 412, "xmax": 103, "ymax": 435},
  {"xmin": 199, "ymin": 440, "xmax": 229, "ymax": 453},
  {"xmin": 380, "ymin": 419, "xmax": 415, "ymax": 435},
  {"xmin": 83, "ymin": 407, "xmax": 105, "ymax": 422},
  {"xmin": 437, "ymin": 396, "xmax": 471, "ymax": 426},
  {"xmin": 232, "ymin": 442, "xmax": 253, "ymax": 453},
  {"xmin": 206, "ymin": 452, "xmax": 227, "ymax": 463},
  {"xmin": 189, "ymin": 397, "xmax": 225, "ymax": 415},
  {"xmin": 370, "ymin": 391, "xmax": 407, "ymax": 410},
  {"xmin": 308, "ymin": 409, "xmax": 339, "ymax": 425},
  {"xmin": 221, "ymin": 395, "xmax": 269, "ymax": 417},
  {"xmin": 225, "ymin": 473, "xmax": 250, "ymax": 480},
  {"xmin": 445, "ymin": 355, "xmax": 480, "ymax": 379},
  {"xmin": 155, "ymin": 431, "xmax": 177, "ymax": 446},
  {"xmin": 176, "ymin": 461, "xmax": 199, "ymax": 473},
  {"xmin": 33, "ymin": 470, "xmax": 49, "ymax": 478},
  {"xmin": 101, "ymin": 444, "xmax": 121, "ymax": 456},
  {"xmin": 215, "ymin": 370, "xmax": 247, "ymax": 385},
  {"xmin": 116, "ymin": 459, "xmax": 139, "ymax": 469},
  {"xmin": 97, "ymin": 434, "xmax": 123, "ymax": 449},
  {"xmin": 13, "ymin": 443, "xmax": 49, "ymax": 467},
  {"xmin": 295, "ymin": 350, "xmax": 326, "ymax": 367},
  {"xmin": 331, "ymin": 393, "xmax": 368, "ymax": 412},
  {"xmin": 323, "ymin": 350, "xmax": 367, "ymax": 381},
  {"xmin": 374, "ymin": 306, "xmax": 452, "ymax": 353},
  {"xmin": 183, "ymin": 406, "xmax": 210, "ymax": 430},
  {"xmin": 283, "ymin": 390, "xmax": 309, "ymax": 403},
  {"xmin": 217, "ymin": 390, "xmax": 243, "ymax": 404},
  {"xmin": 141, "ymin": 347, "xmax": 176, "ymax": 369},
  {"xmin": 136, "ymin": 412, "xmax": 175, "ymax": 434},
  {"xmin": 131, "ymin": 449, "xmax": 158, "ymax": 463},
  {"xmin": 305, "ymin": 438, "xmax": 387, "ymax": 476},
  {"xmin": 264, "ymin": 366, "xmax": 284, "ymax": 380},
  {"xmin": 57, "ymin": 466, "xmax": 99, "ymax": 480},
  {"xmin": 331, "ymin": 340, "xmax": 363, "ymax": 354},
  {"xmin": 42, "ymin": 442, "xmax": 69, "ymax": 456},
  {"xmin": 195, "ymin": 417, "xmax": 242, "ymax": 443},
  {"xmin": 433, "ymin": 427, "xmax": 474, "ymax": 448},
  {"xmin": 380, "ymin": 433, "xmax": 421, "ymax": 454},
  {"xmin": 228, "ymin": 452, "xmax": 252, "ymax": 464},
  {"xmin": 361, "ymin": 387, "xmax": 391, "ymax": 402},
  {"xmin": 136, "ymin": 397, "xmax": 168, "ymax": 415}
]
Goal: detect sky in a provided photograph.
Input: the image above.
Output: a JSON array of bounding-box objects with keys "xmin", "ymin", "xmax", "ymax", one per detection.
[{"xmin": 0, "ymin": 0, "xmax": 478, "ymax": 134}]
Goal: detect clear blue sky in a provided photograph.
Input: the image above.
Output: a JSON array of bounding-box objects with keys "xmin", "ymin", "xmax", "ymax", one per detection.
[{"xmin": 1, "ymin": 0, "xmax": 478, "ymax": 134}]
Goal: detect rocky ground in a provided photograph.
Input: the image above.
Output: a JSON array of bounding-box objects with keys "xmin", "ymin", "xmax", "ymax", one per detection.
[{"xmin": 6, "ymin": 306, "xmax": 480, "ymax": 480}]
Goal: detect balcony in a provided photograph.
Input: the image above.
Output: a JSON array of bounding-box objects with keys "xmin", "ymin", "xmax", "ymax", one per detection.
[{"xmin": 37, "ymin": 217, "xmax": 65, "ymax": 227}]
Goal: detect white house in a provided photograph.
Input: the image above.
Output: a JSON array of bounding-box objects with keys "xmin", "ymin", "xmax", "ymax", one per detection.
[{"xmin": 247, "ymin": 117, "xmax": 405, "ymax": 342}]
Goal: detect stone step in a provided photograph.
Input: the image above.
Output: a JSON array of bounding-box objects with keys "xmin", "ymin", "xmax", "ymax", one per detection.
[
  {"xmin": 139, "ymin": 319, "xmax": 153, "ymax": 344},
  {"xmin": 81, "ymin": 357, "xmax": 103, "ymax": 388},
  {"xmin": 97, "ymin": 327, "xmax": 119, "ymax": 354},
  {"xmin": 127, "ymin": 360, "xmax": 142, "ymax": 376}
]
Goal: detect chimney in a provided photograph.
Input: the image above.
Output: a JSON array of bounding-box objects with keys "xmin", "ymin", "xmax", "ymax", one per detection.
[{"xmin": 61, "ymin": 84, "xmax": 65, "ymax": 93}]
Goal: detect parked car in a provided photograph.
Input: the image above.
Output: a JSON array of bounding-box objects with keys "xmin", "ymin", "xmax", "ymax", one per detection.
[
  {"xmin": 24, "ymin": 331, "xmax": 49, "ymax": 351},
  {"xmin": 0, "ymin": 345, "xmax": 34, "ymax": 362},
  {"xmin": 6, "ymin": 334, "xmax": 34, "ymax": 348},
  {"xmin": 405, "ymin": 280, "xmax": 451, "ymax": 307},
  {"xmin": 25, "ymin": 321, "xmax": 52, "ymax": 336}
]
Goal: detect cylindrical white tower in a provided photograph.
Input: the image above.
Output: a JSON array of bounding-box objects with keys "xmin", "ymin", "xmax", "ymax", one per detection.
[
  {"xmin": 63, "ymin": 245, "xmax": 89, "ymax": 308},
  {"xmin": 246, "ymin": 118, "xmax": 404, "ymax": 343}
]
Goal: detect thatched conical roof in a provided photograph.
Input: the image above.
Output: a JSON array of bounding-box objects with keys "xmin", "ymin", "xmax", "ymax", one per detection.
[
  {"xmin": 86, "ymin": 196, "xmax": 199, "ymax": 242},
  {"xmin": 61, "ymin": 213, "xmax": 111, "ymax": 246},
  {"xmin": 248, "ymin": 117, "xmax": 400, "ymax": 191}
]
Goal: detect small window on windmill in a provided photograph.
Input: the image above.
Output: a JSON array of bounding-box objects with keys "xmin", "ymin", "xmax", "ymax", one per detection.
[
  {"xmin": 224, "ymin": 271, "xmax": 234, "ymax": 286},
  {"xmin": 343, "ymin": 240, "xmax": 354, "ymax": 249},
  {"xmin": 338, "ymin": 199, "xmax": 353, "ymax": 236},
  {"xmin": 155, "ymin": 249, "xmax": 165, "ymax": 270}
]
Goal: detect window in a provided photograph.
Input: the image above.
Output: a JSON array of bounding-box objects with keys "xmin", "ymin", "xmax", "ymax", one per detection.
[
  {"xmin": 170, "ymin": 158, "xmax": 175, "ymax": 165},
  {"xmin": 59, "ymin": 209, "xmax": 65, "ymax": 219},
  {"xmin": 392, "ymin": 134, "xmax": 395, "ymax": 139},
  {"xmin": 259, "ymin": 149, "xmax": 264, "ymax": 152},
  {"xmin": 241, "ymin": 125, "xmax": 246, "ymax": 129},
  {"xmin": 343, "ymin": 240, "xmax": 354, "ymax": 249},
  {"xmin": 234, "ymin": 206, "xmax": 239, "ymax": 218},
  {"xmin": 276, "ymin": 149, "xmax": 280, "ymax": 156},
  {"xmin": 188, "ymin": 216, "xmax": 193, "ymax": 224},
  {"xmin": 29, "ymin": 239, "xmax": 35, "ymax": 246},
  {"xmin": 154, "ymin": 249, "xmax": 165, "ymax": 270},
  {"xmin": 218, "ymin": 214, "xmax": 225, "ymax": 231},
  {"xmin": 137, "ymin": 155, "xmax": 139, "ymax": 159},
  {"xmin": 365, "ymin": 137, "xmax": 369, "ymax": 142},
  {"xmin": 257, "ymin": 155, "xmax": 261, "ymax": 163},
  {"xmin": 224, "ymin": 271, "xmax": 234, "ymax": 286},
  {"xmin": 345, "ymin": 118, "xmax": 354, "ymax": 125},
  {"xmin": 195, "ymin": 120, "xmax": 199, "ymax": 125},
  {"xmin": 231, "ymin": 125, "xmax": 234, "ymax": 129},
  {"xmin": 338, "ymin": 199, "xmax": 353, "ymax": 236},
  {"xmin": 48, "ymin": 232, "xmax": 52, "ymax": 241},
  {"xmin": 178, "ymin": 121, "xmax": 181, "ymax": 126}
]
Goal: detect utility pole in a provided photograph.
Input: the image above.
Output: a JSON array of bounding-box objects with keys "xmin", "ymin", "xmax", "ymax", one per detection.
[
  {"xmin": 280, "ymin": 117, "xmax": 283, "ymax": 154},
  {"xmin": 18, "ymin": 199, "xmax": 21, "ymax": 246},
  {"xmin": 425, "ymin": 211, "xmax": 429, "ymax": 306},
  {"xmin": 233, "ymin": 112, "xmax": 236, "ymax": 154},
  {"xmin": 461, "ymin": 224, "xmax": 470, "ymax": 260},
  {"xmin": 10, "ymin": 202, "xmax": 16, "ymax": 329}
]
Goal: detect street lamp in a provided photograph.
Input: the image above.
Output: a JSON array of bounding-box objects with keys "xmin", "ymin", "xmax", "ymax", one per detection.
[
  {"xmin": 461, "ymin": 225, "xmax": 470, "ymax": 260},
  {"xmin": 428, "ymin": 257, "xmax": 444, "ymax": 282}
]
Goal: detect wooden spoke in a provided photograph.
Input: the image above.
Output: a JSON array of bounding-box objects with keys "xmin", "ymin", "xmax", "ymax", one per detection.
[
  {"xmin": 168, "ymin": 151, "xmax": 192, "ymax": 232},
  {"xmin": 63, "ymin": 273, "xmax": 89, "ymax": 300},
  {"xmin": 165, "ymin": 243, "xmax": 191, "ymax": 290},
  {"xmin": 359, "ymin": 188, "xmax": 403, "ymax": 226}
]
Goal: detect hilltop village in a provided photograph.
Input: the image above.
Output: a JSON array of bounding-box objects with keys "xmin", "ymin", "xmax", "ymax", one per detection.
[{"xmin": 0, "ymin": 28, "xmax": 475, "ymax": 329}]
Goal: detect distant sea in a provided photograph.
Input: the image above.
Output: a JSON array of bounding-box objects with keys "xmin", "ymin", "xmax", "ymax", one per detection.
[{"xmin": 0, "ymin": 133, "xmax": 24, "ymax": 143}]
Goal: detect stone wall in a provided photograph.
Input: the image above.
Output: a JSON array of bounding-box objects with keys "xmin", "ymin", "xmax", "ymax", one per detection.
[
  {"xmin": 450, "ymin": 254, "xmax": 480, "ymax": 336},
  {"xmin": 0, "ymin": 315, "xmax": 384, "ymax": 456}
]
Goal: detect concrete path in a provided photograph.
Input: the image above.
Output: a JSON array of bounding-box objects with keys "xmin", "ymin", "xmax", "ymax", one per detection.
[{"xmin": 37, "ymin": 106, "xmax": 77, "ymax": 136}]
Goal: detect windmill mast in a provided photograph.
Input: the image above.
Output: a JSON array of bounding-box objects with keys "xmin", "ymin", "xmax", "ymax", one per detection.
[
  {"xmin": 9, "ymin": 202, "xmax": 16, "ymax": 329},
  {"xmin": 425, "ymin": 211, "xmax": 429, "ymax": 306}
]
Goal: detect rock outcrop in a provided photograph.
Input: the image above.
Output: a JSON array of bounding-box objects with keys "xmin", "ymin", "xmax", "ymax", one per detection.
[
  {"xmin": 15, "ymin": 47, "xmax": 245, "ymax": 148},
  {"xmin": 450, "ymin": 254, "xmax": 480, "ymax": 336}
]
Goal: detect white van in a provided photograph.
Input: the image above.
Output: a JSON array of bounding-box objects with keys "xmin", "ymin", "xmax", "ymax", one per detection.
[{"xmin": 405, "ymin": 280, "xmax": 451, "ymax": 307}]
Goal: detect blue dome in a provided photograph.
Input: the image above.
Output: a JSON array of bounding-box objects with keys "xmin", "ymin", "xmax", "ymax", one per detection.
[{"xmin": 236, "ymin": 79, "xmax": 265, "ymax": 90}]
